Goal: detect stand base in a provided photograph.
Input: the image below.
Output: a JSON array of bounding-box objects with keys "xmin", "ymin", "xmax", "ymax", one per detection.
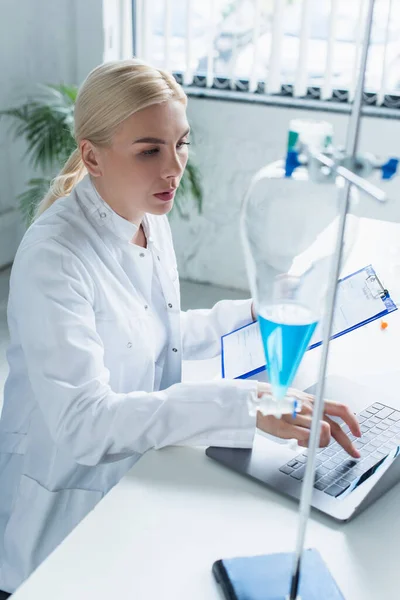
[{"xmin": 212, "ymin": 548, "xmax": 345, "ymax": 600}]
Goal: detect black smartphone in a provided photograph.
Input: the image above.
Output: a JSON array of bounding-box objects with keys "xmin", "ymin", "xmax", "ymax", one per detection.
[{"xmin": 212, "ymin": 560, "xmax": 237, "ymax": 600}]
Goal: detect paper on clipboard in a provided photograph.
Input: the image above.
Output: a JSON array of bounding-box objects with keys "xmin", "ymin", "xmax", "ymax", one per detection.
[
  {"xmin": 311, "ymin": 267, "xmax": 386, "ymax": 345},
  {"xmin": 221, "ymin": 265, "xmax": 397, "ymax": 380}
]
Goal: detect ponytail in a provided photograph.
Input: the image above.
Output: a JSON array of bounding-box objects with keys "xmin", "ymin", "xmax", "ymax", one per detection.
[{"xmin": 35, "ymin": 148, "xmax": 86, "ymax": 219}]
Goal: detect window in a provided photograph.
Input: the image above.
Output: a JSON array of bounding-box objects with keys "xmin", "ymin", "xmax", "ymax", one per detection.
[{"xmin": 133, "ymin": 0, "xmax": 400, "ymax": 109}]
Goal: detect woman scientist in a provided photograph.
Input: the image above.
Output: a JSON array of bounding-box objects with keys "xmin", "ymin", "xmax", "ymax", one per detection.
[{"xmin": 0, "ymin": 59, "xmax": 360, "ymax": 596}]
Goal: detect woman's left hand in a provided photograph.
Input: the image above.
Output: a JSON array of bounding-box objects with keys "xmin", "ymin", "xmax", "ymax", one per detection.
[{"xmin": 256, "ymin": 386, "xmax": 362, "ymax": 458}]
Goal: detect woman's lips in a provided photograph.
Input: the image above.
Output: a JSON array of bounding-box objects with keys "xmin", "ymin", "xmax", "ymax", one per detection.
[{"xmin": 154, "ymin": 190, "xmax": 176, "ymax": 201}]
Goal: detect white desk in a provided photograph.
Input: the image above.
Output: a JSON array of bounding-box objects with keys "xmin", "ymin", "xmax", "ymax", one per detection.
[{"xmin": 10, "ymin": 218, "xmax": 400, "ymax": 600}]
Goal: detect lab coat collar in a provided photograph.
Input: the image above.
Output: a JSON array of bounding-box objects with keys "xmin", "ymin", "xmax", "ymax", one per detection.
[{"xmin": 76, "ymin": 174, "xmax": 142, "ymax": 243}]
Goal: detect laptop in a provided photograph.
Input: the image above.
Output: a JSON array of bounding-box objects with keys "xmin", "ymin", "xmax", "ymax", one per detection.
[{"xmin": 206, "ymin": 374, "xmax": 400, "ymax": 522}]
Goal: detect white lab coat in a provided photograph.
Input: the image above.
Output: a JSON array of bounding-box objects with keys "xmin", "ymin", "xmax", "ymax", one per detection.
[{"xmin": 0, "ymin": 175, "xmax": 257, "ymax": 593}]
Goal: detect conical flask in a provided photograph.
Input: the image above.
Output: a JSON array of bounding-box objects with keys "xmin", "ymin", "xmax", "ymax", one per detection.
[{"xmin": 241, "ymin": 149, "xmax": 359, "ymax": 404}]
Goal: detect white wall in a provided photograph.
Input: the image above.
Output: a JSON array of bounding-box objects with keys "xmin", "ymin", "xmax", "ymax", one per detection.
[
  {"xmin": 0, "ymin": 0, "xmax": 104, "ymax": 268},
  {"xmin": 170, "ymin": 97, "xmax": 400, "ymax": 291}
]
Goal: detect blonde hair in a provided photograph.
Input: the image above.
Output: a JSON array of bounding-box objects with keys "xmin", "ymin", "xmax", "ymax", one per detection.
[{"xmin": 35, "ymin": 59, "xmax": 187, "ymax": 218}]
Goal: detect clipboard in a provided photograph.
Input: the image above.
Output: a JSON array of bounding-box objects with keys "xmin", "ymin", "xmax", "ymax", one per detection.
[{"xmin": 221, "ymin": 264, "xmax": 397, "ymax": 380}]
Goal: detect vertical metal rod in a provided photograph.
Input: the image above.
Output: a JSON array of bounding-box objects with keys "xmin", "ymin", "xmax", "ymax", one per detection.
[{"xmin": 288, "ymin": 1, "xmax": 376, "ymax": 599}]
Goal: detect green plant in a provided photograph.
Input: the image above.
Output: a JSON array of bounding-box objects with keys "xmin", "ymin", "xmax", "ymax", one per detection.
[{"xmin": 1, "ymin": 84, "xmax": 202, "ymax": 224}]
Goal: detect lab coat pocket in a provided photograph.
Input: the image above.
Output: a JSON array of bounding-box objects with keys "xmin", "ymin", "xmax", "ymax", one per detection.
[{"xmin": 2, "ymin": 475, "xmax": 103, "ymax": 591}]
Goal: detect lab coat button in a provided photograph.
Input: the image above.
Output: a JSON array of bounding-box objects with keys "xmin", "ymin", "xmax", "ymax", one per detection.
[
  {"xmin": 100, "ymin": 212, "xmax": 107, "ymax": 218},
  {"xmin": 144, "ymin": 305, "xmax": 148, "ymax": 310},
  {"xmin": 139, "ymin": 253, "xmax": 145, "ymax": 258},
  {"xmin": 168, "ymin": 303, "xmax": 173, "ymax": 308},
  {"xmin": 127, "ymin": 342, "xmax": 133, "ymax": 348},
  {"xmin": 172, "ymin": 348, "xmax": 178, "ymax": 353}
]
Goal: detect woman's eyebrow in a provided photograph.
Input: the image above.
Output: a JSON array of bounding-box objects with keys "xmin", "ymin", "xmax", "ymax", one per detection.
[
  {"xmin": 133, "ymin": 128, "xmax": 190, "ymax": 144},
  {"xmin": 133, "ymin": 136, "xmax": 166, "ymax": 144}
]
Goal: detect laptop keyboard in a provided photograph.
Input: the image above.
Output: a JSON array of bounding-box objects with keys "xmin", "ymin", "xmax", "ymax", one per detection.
[{"xmin": 279, "ymin": 402, "xmax": 400, "ymax": 498}]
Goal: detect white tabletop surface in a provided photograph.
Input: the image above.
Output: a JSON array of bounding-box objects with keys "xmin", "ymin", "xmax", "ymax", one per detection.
[{"xmin": 10, "ymin": 217, "xmax": 400, "ymax": 600}]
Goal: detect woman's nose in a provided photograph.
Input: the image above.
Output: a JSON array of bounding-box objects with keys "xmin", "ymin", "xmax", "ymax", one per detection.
[{"xmin": 162, "ymin": 150, "xmax": 184, "ymax": 179}]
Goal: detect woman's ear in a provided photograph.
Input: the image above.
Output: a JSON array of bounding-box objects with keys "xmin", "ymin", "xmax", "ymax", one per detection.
[{"xmin": 80, "ymin": 140, "xmax": 103, "ymax": 177}]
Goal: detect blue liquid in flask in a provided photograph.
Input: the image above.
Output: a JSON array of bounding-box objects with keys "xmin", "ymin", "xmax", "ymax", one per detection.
[{"xmin": 258, "ymin": 304, "xmax": 318, "ymax": 400}]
